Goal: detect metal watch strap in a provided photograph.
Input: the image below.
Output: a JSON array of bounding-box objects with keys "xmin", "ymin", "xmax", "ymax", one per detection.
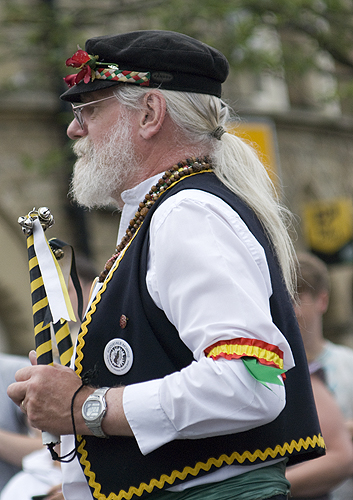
[{"xmin": 82, "ymin": 386, "xmax": 110, "ymax": 438}]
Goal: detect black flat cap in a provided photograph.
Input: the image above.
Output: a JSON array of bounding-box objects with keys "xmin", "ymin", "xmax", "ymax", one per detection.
[{"xmin": 60, "ymin": 30, "xmax": 229, "ymax": 102}]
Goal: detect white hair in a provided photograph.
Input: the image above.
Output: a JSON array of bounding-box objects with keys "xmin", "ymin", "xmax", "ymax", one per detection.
[{"xmin": 113, "ymin": 86, "xmax": 297, "ymax": 298}]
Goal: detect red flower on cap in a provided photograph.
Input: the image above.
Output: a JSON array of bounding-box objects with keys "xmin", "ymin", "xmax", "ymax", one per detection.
[
  {"xmin": 66, "ymin": 49, "xmax": 91, "ymax": 68},
  {"xmin": 63, "ymin": 74, "xmax": 79, "ymax": 88},
  {"xmin": 64, "ymin": 49, "xmax": 98, "ymax": 88}
]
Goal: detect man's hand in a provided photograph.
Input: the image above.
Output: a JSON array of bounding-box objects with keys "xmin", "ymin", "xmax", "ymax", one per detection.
[
  {"xmin": 7, "ymin": 360, "xmax": 89, "ymax": 436},
  {"xmin": 7, "ymin": 350, "xmax": 133, "ymax": 438}
]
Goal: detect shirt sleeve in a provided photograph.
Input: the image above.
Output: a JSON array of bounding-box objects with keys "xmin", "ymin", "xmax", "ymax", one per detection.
[{"xmin": 123, "ymin": 190, "xmax": 294, "ymax": 455}]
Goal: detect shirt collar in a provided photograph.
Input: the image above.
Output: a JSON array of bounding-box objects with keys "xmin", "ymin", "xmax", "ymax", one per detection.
[
  {"xmin": 121, "ymin": 173, "xmax": 161, "ymax": 206},
  {"xmin": 118, "ymin": 173, "xmax": 162, "ymax": 242}
]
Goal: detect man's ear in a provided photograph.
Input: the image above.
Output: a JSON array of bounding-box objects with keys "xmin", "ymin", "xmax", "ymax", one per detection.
[{"xmin": 139, "ymin": 91, "xmax": 167, "ymax": 140}]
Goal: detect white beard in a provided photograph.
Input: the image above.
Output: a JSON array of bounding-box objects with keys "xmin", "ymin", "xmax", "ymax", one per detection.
[{"xmin": 69, "ymin": 117, "xmax": 141, "ymax": 209}]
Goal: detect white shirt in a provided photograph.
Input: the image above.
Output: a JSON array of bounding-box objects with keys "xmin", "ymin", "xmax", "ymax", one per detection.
[{"xmin": 62, "ymin": 173, "xmax": 294, "ymax": 499}]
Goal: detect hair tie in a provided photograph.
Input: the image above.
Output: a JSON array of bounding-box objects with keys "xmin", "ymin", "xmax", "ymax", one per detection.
[{"xmin": 211, "ymin": 126, "xmax": 225, "ymax": 140}]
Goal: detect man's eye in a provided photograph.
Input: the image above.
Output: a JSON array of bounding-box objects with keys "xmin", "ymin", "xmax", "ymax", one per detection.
[
  {"xmin": 82, "ymin": 105, "xmax": 97, "ymax": 118},
  {"xmin": 87, "ymin": 105, "xmax": 97, "ymax": 114}
]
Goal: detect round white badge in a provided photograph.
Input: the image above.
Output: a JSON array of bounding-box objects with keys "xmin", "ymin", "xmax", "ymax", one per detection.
[{"xmin": 104, "ymin": 338, "xmax": 133, "ymax": 375}]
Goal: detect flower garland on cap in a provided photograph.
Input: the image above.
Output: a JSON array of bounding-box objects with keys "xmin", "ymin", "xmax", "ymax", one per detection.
[
  {"xmin": 64, "ymin": 49, "xmax": 150, "ymax": 88},
  {"xmin": 98, "ymin": 156, "xmax": 212, "ymax": 282}
]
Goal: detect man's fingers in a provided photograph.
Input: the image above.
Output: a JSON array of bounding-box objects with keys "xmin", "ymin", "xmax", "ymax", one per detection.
[
  {"xmin": 29, "ymin": 349, "xmax": 38, "ymax": 365},
  {"xmin": 7, "ymin": 364, "xmax": 44, "ymax": 406},
  {"xmin": 14, "ymin": 365, "xmax": 35, "ymax": 382},
  {"xmin": 7, "ymin": 380, "xmax": 27, "ymax": 407}
]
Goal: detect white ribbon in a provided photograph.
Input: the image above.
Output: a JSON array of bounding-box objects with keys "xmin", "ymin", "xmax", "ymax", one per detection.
[{"xmin": 32, "ymin": 218, "xmax": 76, "ymax": 324}]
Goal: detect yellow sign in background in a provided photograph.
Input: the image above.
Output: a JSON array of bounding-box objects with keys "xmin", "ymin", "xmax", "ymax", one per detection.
[
  {"xmin": 304, "ymin": 198, "xmax": 353, "ymax": 255},
  {"xmin": 227, "ymin": 120, "xmax": 279, "ymax": 185},
  {"xmin": 228, "ymin": 121, "xmax": 353, "ymax": 257}
]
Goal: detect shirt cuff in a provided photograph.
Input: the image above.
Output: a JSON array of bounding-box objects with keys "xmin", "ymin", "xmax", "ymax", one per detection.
[{"xmin": 123, "ymin": 378, "xmax": 179, "ymax": 455}]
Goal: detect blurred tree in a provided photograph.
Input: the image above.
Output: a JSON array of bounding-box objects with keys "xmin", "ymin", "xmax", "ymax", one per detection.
[
  {"xmin": 1, "ymin": 0, "xmax": 353, "ymax": 89},
  {"xmin": 1, "ymin": 0, "xmax": 352, "ymax": 110},
  {"xmin": 150, "ymin": 0, "xmax": 353, "ymax": 106}
]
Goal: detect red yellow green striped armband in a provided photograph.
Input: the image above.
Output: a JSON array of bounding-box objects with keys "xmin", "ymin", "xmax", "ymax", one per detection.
[{"xmin": 204, "ymin": 338, "xmax": 286, "ymax": 388}]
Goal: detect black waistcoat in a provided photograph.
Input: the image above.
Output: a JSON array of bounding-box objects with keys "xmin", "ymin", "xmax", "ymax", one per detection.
[{"xmin": 75, "ymin": 172, "xmax": 324, "ymax": 500}]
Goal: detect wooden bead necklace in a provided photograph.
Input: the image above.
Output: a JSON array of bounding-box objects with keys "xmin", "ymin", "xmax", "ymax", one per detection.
[{"xmin": 98, "ymin": 156, "xmax": 212, "ymax": 282}]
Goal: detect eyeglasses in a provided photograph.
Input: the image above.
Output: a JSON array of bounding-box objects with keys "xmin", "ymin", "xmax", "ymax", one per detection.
[{"xmin": 71, "ymin": 95, "xmax": 116, "ymax": 129}]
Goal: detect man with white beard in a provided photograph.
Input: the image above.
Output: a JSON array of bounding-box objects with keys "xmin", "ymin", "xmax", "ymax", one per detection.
[
  {"xmin": 69, "ymin": 107, "xmax": 139, "ymax": 209},
  {"xmin": 8, "ymin": 30, "xmax": 324, "ymax": 500}
]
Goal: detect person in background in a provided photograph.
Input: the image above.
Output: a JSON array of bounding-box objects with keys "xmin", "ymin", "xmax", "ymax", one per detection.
[
  {"xmin": 286, "ymin": 357, "xmax": 353, "ymax": 498},
  {"xmin": 0, "ymin": 446, "xmax": 62, "ymax": 500},
  {"xmin": 294, "ymin": 252, "xmax": 353, "ymax": 500},
  {"xmin": 0, "ymin": 353, "xmax": 42, "ymax": 492},
  {"xmin": 8, "ymin": 30, "xmax": 324, "ymax": 500}
]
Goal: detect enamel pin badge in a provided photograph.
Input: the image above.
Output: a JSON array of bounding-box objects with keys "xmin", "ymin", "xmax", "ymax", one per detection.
[{"xmin": 104, "ymin": 338, "xmax": 133, "ymax": 375}]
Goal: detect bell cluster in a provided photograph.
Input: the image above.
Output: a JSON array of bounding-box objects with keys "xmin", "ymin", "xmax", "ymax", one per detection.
[{"xmin": 18, "ymin": 207, "xmax": 55, "ymax": 235}]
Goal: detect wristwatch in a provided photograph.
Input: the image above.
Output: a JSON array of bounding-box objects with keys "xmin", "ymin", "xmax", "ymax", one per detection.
[{"xmin": 82, "ymin": 387, "xmax": 110, "ymax": 438}]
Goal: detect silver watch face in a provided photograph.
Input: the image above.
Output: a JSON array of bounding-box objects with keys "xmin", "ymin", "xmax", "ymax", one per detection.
[{"xmin": 83, "ymin": 400, "xmax": 103, "ymax": 421}]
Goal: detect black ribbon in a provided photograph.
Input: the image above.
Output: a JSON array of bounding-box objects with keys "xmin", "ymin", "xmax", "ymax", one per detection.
[{"xmin": 48, "ymin": 238, "xmax": 83, "ymax": 322}]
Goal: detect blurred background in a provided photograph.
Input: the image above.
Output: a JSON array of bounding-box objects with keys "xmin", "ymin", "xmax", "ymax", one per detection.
[{"xmin": 1, "ymin": 0, "xmax": 353, "ymax": 355}]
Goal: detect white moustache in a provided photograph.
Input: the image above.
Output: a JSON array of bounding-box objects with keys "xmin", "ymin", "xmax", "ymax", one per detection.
[{"xmin": 73, "ymin": 137, "xmax": 93, "ymax": 158}]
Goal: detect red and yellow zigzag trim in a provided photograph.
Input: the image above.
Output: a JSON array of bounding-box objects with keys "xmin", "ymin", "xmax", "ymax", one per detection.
[
  {"xmin": 77, "ymin": 433, "xmax": 325, "ymax": 500},
  {"xmin": 204, "ymin": 338, "xmax": 284, "ymax": 370}
]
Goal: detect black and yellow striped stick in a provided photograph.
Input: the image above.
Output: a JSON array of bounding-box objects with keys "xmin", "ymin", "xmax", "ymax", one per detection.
[
  {"xmin": 19, "ymin": 207, "xmax": 75, "ymax": 446},
  {"xmin": 27, "ymin": 231, "xmax": 55, "ymax": 366}
]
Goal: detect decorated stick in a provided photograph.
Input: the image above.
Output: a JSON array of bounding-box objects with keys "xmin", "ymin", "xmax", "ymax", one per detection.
[{"xmin": 18, "ymin": 207, "xmax": 75, "ymax": 446}]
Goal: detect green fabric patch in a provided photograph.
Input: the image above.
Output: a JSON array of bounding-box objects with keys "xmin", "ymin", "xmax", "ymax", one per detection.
[{"xmin": 242, "ymin": 357, "xmax": 285, "ymax": 389}]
